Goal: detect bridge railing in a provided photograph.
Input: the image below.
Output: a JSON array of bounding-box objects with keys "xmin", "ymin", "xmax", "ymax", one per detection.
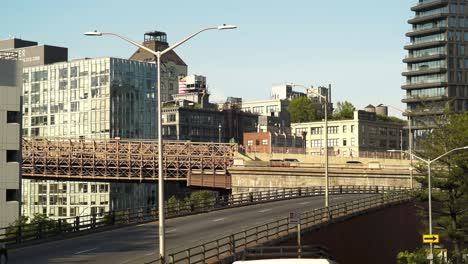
[
  {"xmin": 0, "ymin": 185, "xmax": 411, "ymax": 248},
  {"xmin": 150, "ymin": 191, "xmax": 412, "ymax": 264}
]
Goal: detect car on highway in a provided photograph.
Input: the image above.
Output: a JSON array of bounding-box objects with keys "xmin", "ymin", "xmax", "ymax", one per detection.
[{"xmin": 345, "ymin": 160, "xmax": 362, "ymax": 165}]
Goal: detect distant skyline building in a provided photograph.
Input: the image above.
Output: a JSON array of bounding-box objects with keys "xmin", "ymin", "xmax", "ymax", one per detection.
[
  {"xmin": 403, "ymin": 0, "xmax": 468, "ymax": 134},
  {"xmin": 162, "ymin": 75, "xmax": 257, "ymax": 143},
  {"xmin": 292, "ymin": 110, "xmax": 407, "ymax": 157},
  {"xmin": 129, "ymin": 31, "xmax": 188, "ymax": 102},
  {"xmin": 0, "ymin": 38, "xmax": 67, "ymax": 68},
  {"xmin": 0, "ymin": 51, "xmax": 22, "ymax": 230}
]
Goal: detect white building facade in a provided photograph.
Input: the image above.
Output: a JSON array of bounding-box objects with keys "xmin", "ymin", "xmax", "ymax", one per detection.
[
  {"xmin": 292, "ymin": 111, "xmax": 408, "ymax": 157},
  {"xmin": 0, "ymin": 51, "xmax": 22, "ymax": 230}
]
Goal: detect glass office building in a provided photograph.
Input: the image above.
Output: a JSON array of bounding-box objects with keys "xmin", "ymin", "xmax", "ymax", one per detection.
[
  {"xmin": 22, "ymin": 57, "xmax": 157, "ymax": 139},
  {"xmin": 21, "ymin": 57, "xmax": 157, "ymax": 220}
]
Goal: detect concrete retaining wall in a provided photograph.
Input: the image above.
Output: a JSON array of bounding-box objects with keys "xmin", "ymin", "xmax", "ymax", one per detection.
[{"xmin": 230, "ymin": 166, "xmax": 420, "ymax": 194}]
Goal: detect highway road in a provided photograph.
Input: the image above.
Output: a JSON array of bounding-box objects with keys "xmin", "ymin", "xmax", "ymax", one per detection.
[{"xmin": 8, "ymin": 194, "xmax": 372, "ymax": 264}]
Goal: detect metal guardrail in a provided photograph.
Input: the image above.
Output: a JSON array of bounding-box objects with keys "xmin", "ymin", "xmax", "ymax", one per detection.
[
  {"xmin": 0, "ymin": 185, "xmax": 408, "ymax": 248},
  {"xmin": 145, "ymin": 191, "xmax": 412, "ymax": 264}
]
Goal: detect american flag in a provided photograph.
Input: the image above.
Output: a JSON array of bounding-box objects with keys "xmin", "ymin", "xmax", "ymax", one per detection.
[{"xmin": 178, "ymin": 77, "xmax": 187, "ymax": 94}]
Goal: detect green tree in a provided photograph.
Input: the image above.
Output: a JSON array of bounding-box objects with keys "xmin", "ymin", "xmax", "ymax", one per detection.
[
  {"xmin": 287, "ymin": 96, "xmax": 316, "ymax": 123},
  {"xmin": 412, "ymin": 112, "xmax": 468, "ymax": 263},
  {"xmin": 6, "ymin": 213, "xmax": 72, "ymax": 239},
  {"xmin": 185, "ymin": 190, "xmax": 215, "ymax": 209},
  {"xmin": 397, "ymin": 248, "xmax": 444, "ymax": 264},
  {"xmin": 333, "ymin": 101, "xmax": 355, "ymax": 119}
]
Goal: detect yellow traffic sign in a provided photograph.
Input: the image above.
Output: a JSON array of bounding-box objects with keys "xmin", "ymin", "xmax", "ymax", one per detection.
[{"xmin": 423, "ymin": 234, "xmax": 439, "ymax": 244}]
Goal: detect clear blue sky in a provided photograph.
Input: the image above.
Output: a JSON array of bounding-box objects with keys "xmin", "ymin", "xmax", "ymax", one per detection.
[{"xmin": 2, "ymin": 0, "xmax": 412, "ymax": 116}]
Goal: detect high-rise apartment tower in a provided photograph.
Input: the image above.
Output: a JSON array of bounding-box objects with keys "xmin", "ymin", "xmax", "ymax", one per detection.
[{"xmin": 403, "ymin": 0, "xmax": 468, "ymax": 135}]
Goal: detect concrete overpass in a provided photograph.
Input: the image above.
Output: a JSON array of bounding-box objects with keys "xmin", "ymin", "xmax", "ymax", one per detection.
[{"xmin": 7, "ymin": 193, "xmax": 371, "ymax": 264}]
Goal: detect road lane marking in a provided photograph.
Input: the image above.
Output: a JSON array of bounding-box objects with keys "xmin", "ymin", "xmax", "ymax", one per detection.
[
  {"xmin": 299, "ymin": 202, "xmax": 310, "ymax": 205},
  {"xmin": 74, "ymin": 247, "xmax": 98, "ymax": 255},
  {"xmin": 213, "ymin": 218, "xmax": 225, "ymax": 222},
  {"xmin": 145, "ymin": 252, "xmax": 155, "ymax": 256},
  {"xmin": 258, "ymin": 209, "xmax": 272, "ymax": 213},
  {"xmin": 167, "ymin": 228, "xmax": 177, "ymax": 233}
]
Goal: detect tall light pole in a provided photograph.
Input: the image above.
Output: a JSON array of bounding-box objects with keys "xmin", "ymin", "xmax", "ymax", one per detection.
[
  {"xmin": 293, "ymin": 84, "xmax": 329, "ymax": 207},
  {"xmin": 389, "ymin": 146, "xmax": 468, "ymax": 263},
  {"xmin": 84, "ymin": 25, "xmax": 236, "ymax": 263},
  {"xmin": 218, "ymin": 123, "xmax": 222, "ymax": 143},
  {"xmin": 386, "ymin": 105, "xmax": 413, "ymax": 188}
]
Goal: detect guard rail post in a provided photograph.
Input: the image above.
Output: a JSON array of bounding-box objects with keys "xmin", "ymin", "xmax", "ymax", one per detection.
[
  {"xmin": 92, "ymin": 213, "xmax": 97, "ymax": 229},
  {"xmin": 75, "ymin": 216, "xmax": 80, "ymax": 232},
  {"xmin": 229, "ymin": 234, "xmax": 236, "ymax": 259},
  {"xmin": 110, "ymin": 210, "xmax": 115, "ymax": 225},
  {"xmin": 16, "ymin": 225, "xmax": 22, "ymax": 244},
  {"xmin": 57, "ymin": 219, "xmax": 62, "ymax": 235},
  {"xmin": 37, "ymin": 222, "xmax": 43, "ymax": 239}
]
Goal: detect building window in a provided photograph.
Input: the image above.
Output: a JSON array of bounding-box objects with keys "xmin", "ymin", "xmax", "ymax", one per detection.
[
  {"xmin": 351, "ymin": 137, "xmax": 355, "ymax": 146},
  {"xmin": 379, "ymin": 127, "xmax": 387, "ymax": 136},
  {"xmin": 59, "ymin": 68, "xmax": 68, "ymax": 79},
  {"xmin": 327, "ymin": 138, "xmax": 339, "ymax": 147},
  {"xmin": 262, "ymin": 139, "xmax": 268, "ymax": 145},
  {"xmin": 252, "ymin": 106, "xmax": 264, "ymax": 114},
  {"xmin": 328, "ymin": 126, "xmax": 338, "ymax": 134},
  {"xmin": 99, "ymin": 184, "xmax": 108, "ymax": 193},
  {"xmin": 343, "ymin": 125, "xmax": 347, "ymax": 133},
  {"xmin": 295, "ymin": 128, "xmax": 307, "ymax": 135},
  {"xmin": 255, "ymin": 139, "xmax": 260, "ymax": 145},
  {"xmin": 351, "ymin": 125, "xmax": 355, "ymax": 133},
  {"xmin": 7, "ymin": 111, "xmax": 20, "ymax": 123},
  {"xmin": 6, "ymin": 189, "xmax": 19, "ymax": 202},
  {"xmin": 343, "ymin": 139, "xmax": 347, "ymax": 146},
  {"xmin": 311, "ymin": 139, "xmax": 322, "ymax": 147},
  {"xmin": 58, "ymin": 207, "xmax": 67, "ymax": 217},
  {"xmin": 310, "ymin": 127, "xmax": 322, "ymax": 135},
  {"xmin": 266, "ymin": 105, "xmax": 278, "ymax": 113},
  {"xmin": 379, "ymin": 139, "xmax": 387, "ymax": 148},
  {"xmin": 6, "ymin": 150, "xmax": 19, "ymax": 162},
  {"xmin": 247, "ymin": 140, "xmax": 253, "ymax": 146}
]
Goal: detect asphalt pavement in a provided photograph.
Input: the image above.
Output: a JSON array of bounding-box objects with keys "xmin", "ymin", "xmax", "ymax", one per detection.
[{"xmin": 8, "ymin": 194, "xmax": 371, "ymax": 264}]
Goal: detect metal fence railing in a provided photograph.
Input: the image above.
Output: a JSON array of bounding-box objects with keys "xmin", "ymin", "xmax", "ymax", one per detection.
[
  {"xmin": 144, "ymin": 191, "xmax": 412, "ymax": 264},
  {"xmin": 0, "ymin": 185, "xmax": 411, "ymax": 249}
]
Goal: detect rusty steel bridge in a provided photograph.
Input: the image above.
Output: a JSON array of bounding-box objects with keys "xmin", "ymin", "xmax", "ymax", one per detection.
[{"xmin": 22, "ymin": 137, "xmax": 236, "ymax": 188}]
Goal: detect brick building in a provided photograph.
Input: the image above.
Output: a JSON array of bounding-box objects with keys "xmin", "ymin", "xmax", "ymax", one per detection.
[{"xmin": 243, "ymin": 131, "xmax": 305, "ymax": 154}]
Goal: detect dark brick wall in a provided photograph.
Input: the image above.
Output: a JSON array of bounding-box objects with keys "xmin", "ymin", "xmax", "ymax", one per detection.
[{"xmin": 278, "ymin": 202, "xmax": 424, "ymax": 264}]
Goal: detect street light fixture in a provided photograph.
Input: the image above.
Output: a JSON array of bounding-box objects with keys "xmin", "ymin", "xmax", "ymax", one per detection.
[
  {"xmin": 385, "ymin": 104, "xmax": 414, "ymax": 189},
  {"xmin": 292, "ymin": 84, "xmax": 329, "ymax": 208},
  {"xmin": 388, "ymin": 146, "xmax": 468, "ymax": 263},
  {"xmin": 218, "ymin": 123, "xmax": 222, "ymax": 143},
  {"xmin": 85, "ymin": 25, "xmax": 236, "ymax": 263}
]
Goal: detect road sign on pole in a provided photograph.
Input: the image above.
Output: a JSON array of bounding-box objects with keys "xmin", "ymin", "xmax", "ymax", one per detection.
[
  {"xmin": 289, "ymin": 211, "xmax": 301, "ymax": 225},
  {"xmin": 423, "ymin": 234, "xmax": 439, "ymax": 244}
]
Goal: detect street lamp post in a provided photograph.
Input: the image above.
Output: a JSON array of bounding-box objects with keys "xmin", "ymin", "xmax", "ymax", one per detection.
[
  {"xmin": 84, "ymin": 25, "xmax": 236, "ymax": 263},
  {"xmin": 386, "ymin": 105, "xmax": 413, "ymax": 188},
  {"xmin": 293, "ymin": 84, "xmax": 329, "ymax": 207},
  {"xmin": 218, "ymin": 123, "xmax": 222, "ymax": 143},
  {"xmin": 389, "ymin": 146, "xmax": 468, "ymax": 263}
]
